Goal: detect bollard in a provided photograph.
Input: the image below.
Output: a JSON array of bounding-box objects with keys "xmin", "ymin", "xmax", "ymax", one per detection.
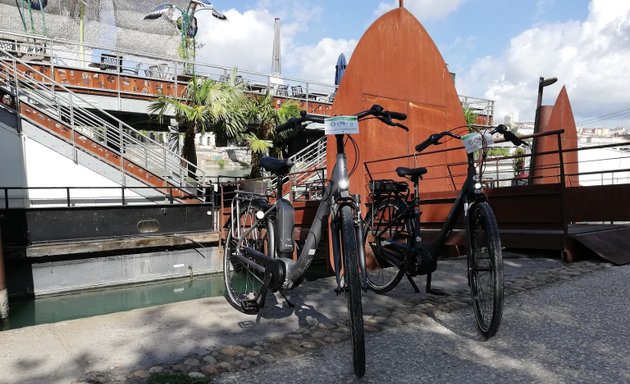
[{"xmin": 0, "ymin": 228, "xmax": 8, "ymax": 320}]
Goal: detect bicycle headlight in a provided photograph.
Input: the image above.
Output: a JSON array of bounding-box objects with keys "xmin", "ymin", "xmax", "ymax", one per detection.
[
  {"xmin": 256, "ymin": 210, "xmax": 265, "ymax": 220},
  {"xmin": 474, "ymin": 182, "xmax": 482, "ymax": 191},
  {"xmin": 338, "ymin": 178, "xmax": 349, "ymax": 190}
]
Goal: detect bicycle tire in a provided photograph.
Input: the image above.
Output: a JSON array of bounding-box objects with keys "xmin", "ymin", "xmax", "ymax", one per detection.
[
  {"xmin": 223, "ymin": 199, "xmax": 272, "ymax": 314},
  {"xmin": 363, "ymin": 199, "xmax": 409, "ymax": 293},
  {"xmin": 340, "ymin": 205, "xmax": 366, "ymax": 377},
  {"xmin": 467, "ymin": 201, "xmax": 504, "ymax": 339}
]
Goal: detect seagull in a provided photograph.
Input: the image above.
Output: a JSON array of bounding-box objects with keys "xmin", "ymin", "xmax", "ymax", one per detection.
[
  {"xmin": 143, "ymin": 2, "xmax": 227, "ymax": 22},
  {"xmin": 143, "ymin": 3, "xmax": 178, "ymax": 22},
  {"xmin": 192, "ymin": 0, "xmax": 227, "ymax": 19}
]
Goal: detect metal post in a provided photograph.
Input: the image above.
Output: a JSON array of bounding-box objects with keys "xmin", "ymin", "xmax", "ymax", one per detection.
[
  {"xmin": 66, "ymin": 187, "xmax": 71, "ymax": 207},
  {"xmin": 556, "ymin": 132, "xmax": 572, "ymax": 262},
  {"xmin": 12, "ymin": 58, "xmax": 23, "ymax": 133},
  {"xmin": 69, "ymin": 93, "xmax": 77, "ymax": 162},
  {"xmin": 119, "ymin": 121, "xmax": 125, "ymax": 185},
  {"xmin": 0, "ymin": 228, "xmax": 8, "ymax": 320},
  {"xmin": 530, "ymin": 76, "xmax": 557, "ymax": 182}
]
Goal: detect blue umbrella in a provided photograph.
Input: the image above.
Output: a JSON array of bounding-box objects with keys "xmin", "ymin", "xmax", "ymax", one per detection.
[{"xmin": 334, "ymin": 53, "xmax": 347, "ymax": 85}]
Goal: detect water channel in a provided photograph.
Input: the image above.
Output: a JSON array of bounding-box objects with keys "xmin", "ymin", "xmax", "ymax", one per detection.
[
  {"xmin": 1, "ymin": 264, "xmax": 331, "ymax": 331},
  {"xmin": 1, "ymin": 273, "xmax": 226, "ymax": 331}
]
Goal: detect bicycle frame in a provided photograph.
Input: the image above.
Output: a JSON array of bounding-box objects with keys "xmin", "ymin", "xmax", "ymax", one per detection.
[
  {"xmin": 372, "ymin": 150, "xmax": 487, "ymax": 261},
  {"xmin": 422, "ymin": 151, "xmax": 487, "ymax": 253},
  {"xmin": 230, "ymin": 133, "xmax": 366, "ymax": 293}
]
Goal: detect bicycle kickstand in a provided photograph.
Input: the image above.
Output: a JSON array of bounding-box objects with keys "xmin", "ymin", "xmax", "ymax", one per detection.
[
  {"xmin": 406, "ymin": 273, "xmax": 420, "ymax": 293},
  {"xmin": 279, "ymin": 290, "xmax": 295, "ymax": 308},
  {"xmin": 426, "ymin": 273, "xmax": 447, "ymax": 296}
]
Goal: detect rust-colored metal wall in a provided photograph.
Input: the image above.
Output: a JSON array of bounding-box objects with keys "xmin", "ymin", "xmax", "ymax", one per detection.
[
  {"xmin": 532, "ymin": 86, "xmax": 579, "ymax": 186},
  {"xmin": 329, "ymin": 7, "xmax": 467, "ymax": 208}
]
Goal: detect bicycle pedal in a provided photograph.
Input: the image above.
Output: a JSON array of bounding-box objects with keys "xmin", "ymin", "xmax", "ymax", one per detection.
[{"xmin": 241, "ymin": 300, "xmax": 261, "ymax": 313}]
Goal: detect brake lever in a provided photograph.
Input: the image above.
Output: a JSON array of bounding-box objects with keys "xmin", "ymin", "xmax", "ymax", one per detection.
[{"xmin": 395, "ymin": 122, "xmax": 409, "ymax": 131}]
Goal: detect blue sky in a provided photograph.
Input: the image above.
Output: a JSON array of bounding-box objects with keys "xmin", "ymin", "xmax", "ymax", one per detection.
[{"xmin": 194, "ymin": 0, "xmax": 630, "ymax": 129}]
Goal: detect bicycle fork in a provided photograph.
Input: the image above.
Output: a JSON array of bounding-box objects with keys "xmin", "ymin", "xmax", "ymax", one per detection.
[{"xmin": 331, "ymin": 194, "xmax": 368, "ymax": 294}]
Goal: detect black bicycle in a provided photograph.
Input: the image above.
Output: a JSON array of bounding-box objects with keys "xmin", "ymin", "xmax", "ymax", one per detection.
[
  {"xmin": 363, "ymin": 124, "xmax": 526, "ymax": 338},
  {"xmin": 223, "ymin": 104, "xmax": 407, "ymax": 377}
]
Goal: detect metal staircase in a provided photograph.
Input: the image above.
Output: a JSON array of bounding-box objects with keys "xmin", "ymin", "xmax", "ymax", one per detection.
[
  {"xmin": 0, "ymin": 51, "xmax": 204, "ymax": 201},
  {"xmin": 271, "ymin": 136, "xmax": 327, "ymax": 199}
]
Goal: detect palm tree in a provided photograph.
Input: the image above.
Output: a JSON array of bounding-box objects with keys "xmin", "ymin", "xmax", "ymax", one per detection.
[
  {"xmin": 243, "ymin": 92, "xmax": 301, "ymax": 178},
  {"xmin": 148, "ymin": 72, "xmax": 248, "ymax": 179}
]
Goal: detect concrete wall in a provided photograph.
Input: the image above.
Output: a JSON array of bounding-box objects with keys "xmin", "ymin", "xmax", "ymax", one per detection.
[
  {"xmin": 0, "ymin": 120, "xmax": 28, "ymax": 207},
  {"xmin": 30, "ymin": 246, "xmax": 222, "ymax": 296}
]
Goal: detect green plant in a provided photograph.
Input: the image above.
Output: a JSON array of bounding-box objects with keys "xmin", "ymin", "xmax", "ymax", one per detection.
[
  {"xmin": 242, "ymin": 92, "xmax": 301, "ymax": 178},
  {"xmin": 148, "ymin": 71, "xmax": 249, "ymax": 179},
  {"xmin": 513, "ymin": 147, "xmax": 526, "ymax": 176},
  {"xmin": 215, "ymin": 159, "xmax": 227, "ymax": 168},
  {"xmin": 487, "ymin": 147, "xmax": 510, "ymax": 158},
  {"xmin": 463, "ymin": 107, "xmax": 477, "ymax": 130}
]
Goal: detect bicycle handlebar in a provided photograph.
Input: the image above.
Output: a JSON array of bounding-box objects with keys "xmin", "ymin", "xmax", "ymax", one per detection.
[
  {"xmin": 275, "ymin": 104, "xmax": 408, "ymax": 133},
  {"xmin": 414, "ymin": 125, "xmax": 527, "ymax": 153},
  {"xmin": 492, "ymin": 124, "xmax": 528, "ymax": 147},
  {"xmin": 414, "ymin": 131, "xmax": 461, "ymax": 152}
]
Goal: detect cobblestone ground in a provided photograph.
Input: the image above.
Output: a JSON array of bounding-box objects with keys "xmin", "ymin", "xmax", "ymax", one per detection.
[{"xmin": 75, "ymin": 259, "xmax": 610, "ymax": 384}]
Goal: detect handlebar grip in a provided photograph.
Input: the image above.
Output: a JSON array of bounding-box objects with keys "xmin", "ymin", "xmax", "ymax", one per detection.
[
  {"xmin": 495, "ymin": 124, "xmax": 527, "ymax": 146},
  {"xmin": 388, "ymin": 111, "xmax": 407, "ymax": 121},
  {"xmin": 505, "ymin": 131, "xmax": 527, "ymax": 146},
  {"xmin": 415, "ymin": 136, "xmax": 435, "ymax": 152}
]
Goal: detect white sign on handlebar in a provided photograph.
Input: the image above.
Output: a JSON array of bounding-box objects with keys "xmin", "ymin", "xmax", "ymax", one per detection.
[
  {"xmin": 324, "ymin": 116, "xmax": 359, "ymax": 135},
  {"xmin": 462, "ymin": 132, "xmax": 494, "ymax": 154}
]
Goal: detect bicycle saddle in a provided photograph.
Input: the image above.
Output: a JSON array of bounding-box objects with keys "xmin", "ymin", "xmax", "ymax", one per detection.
[
  {"xmin": 396, "ymin": 167, "xmax": 428, "ymax": 178},
  {"xmin": 261, "ymin": 156, "xmax": 294, "ymax": 175}
]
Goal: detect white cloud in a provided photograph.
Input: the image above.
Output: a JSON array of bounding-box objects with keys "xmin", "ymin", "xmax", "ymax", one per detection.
[
  {"xmin": 194, "ymin": 9, "xmax": 278, "ymax": 73},
  {"xmin": 193, "ymin": 4, "xmax": 354, "ymax": 86},
  {"xmin": 458, "ymin": 0, "xmax": 630, "ymax": 127},
  {"xmin": 374, "ymin": 0, "xmax": 463, "ymax": 22},
  {"xmin": 289, "ymin": 38, "xmax": 357, "ymax": 84}
]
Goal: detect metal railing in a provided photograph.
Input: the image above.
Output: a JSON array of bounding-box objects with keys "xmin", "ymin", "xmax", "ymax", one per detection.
[
  {"xmin": 363, "ymin": 130, "xmax": 630, "ymax": 191},
  {"xmin": 0, "ymin": 185, "xmax": 213, "ymax": 209},
  {"xmin": 0, "ymin": 51, "xmax": 205, "ymax": 196},
  {"xmin": 0, "ymin": 30, "xmax": 337, "ymax": 112}
]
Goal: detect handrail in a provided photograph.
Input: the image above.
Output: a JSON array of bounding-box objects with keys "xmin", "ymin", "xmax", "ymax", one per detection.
[
  {"xmin": 0, "ymin": 29, "xmax": 338, "ymax": 101},
  {"xmin": 0, "ymin": 185, "xmax": 212, "ymax": 209},
  {"xmin": 0, "ymin": 50, "xmax": 205, "ymax": 197}
]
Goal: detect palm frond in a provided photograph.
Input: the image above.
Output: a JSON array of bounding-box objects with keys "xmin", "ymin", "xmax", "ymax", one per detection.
[{"xmin": 245, "ymin": 134, "xmax": 272, "ymax": 154}]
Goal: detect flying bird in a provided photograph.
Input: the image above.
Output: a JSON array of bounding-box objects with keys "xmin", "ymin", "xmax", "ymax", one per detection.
[
  {"xmin": 143, "ymin": 3, "xmax": 178, "ymax": 22},
  {"xmin": 143, "ymin": 2, "xmax": 227, "ymax": 22}
]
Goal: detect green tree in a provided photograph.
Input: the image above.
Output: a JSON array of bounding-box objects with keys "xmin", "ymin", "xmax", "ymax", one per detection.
[
  {"xmin": 243, "ymin": 92, "xmax": 301, "ymax": 178},
  {"xmin": 148, "ymin": 73, "xmax": 248, "ymax": 179}
]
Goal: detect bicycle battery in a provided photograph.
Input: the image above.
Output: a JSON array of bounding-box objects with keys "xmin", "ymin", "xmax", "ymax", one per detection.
[{"xmin": 276, "ymin": 198, "xmax": 295, "ymax": 257}]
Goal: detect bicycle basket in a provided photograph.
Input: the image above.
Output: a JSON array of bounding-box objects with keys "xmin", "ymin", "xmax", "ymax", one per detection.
[{"xmin": 368, "ymin": 179, "xmax": 409, "ymax": 197}]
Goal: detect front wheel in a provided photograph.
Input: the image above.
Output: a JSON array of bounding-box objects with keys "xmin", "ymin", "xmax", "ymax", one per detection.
[
  {"xmin": 467, "ymin": 202, "xmax": 504, "ymax": 339},
  {"xmin": 340, "ymin": 205, "xmax": 365, "ymax": 377}
]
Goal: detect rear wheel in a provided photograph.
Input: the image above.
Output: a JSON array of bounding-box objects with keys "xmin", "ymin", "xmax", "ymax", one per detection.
[
  {"xmin": 467, "ymin": 202, "xmax": 503, "ymax": 339},
  {"xmin": 341, "ymin": 205, "xmax": 365, "ymax": 377},
  {"xmin": 363, "ymin": 199, "xmax": 408, "ymax": 293},
  {"xmin": 223, "ymin": 200, "xmax": 272, "ymax": 314}
]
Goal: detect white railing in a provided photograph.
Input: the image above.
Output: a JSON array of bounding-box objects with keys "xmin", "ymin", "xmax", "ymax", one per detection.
[
  {"xmin": 289, "ymin": 136, "xmax": 327, "ymax": 173},
  {"xmin": 0, "ymin": 50, "xmax": 204, "ymax": 195}
]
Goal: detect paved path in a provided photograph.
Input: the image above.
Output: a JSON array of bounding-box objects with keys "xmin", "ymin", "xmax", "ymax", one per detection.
[
  {"xmin": 213, "ymin": 262, "xmax": 630, "ymax": 384},
  {"xmin": 0, "ymin": 254, "xmax": 619, "ymax": 383}
]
